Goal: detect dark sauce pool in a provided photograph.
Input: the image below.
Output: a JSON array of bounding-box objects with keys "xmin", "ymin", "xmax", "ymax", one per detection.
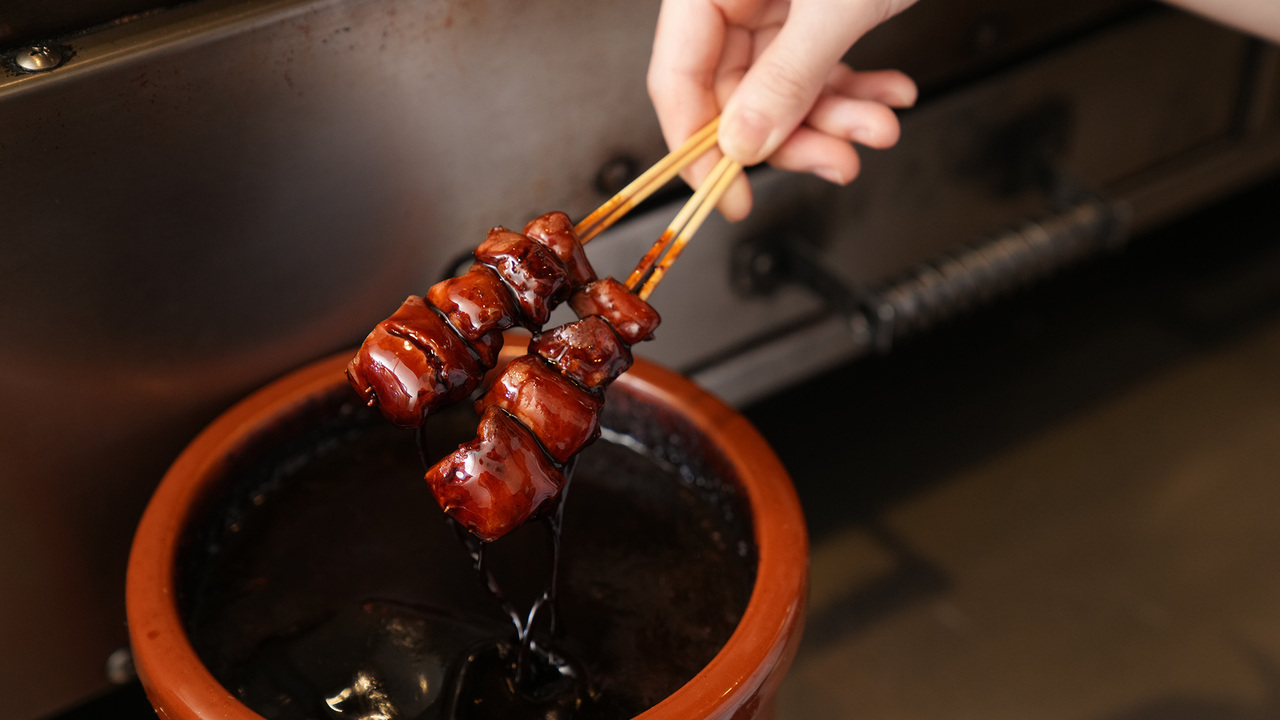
[{"xmin": 179, "ymin": 389, "xmax": 757, "ymax": 720}]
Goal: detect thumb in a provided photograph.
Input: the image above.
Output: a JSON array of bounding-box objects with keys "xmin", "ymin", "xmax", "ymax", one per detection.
[{"xmin": 718, "ymin": 0, "xmax": 896, "ymax": 166}]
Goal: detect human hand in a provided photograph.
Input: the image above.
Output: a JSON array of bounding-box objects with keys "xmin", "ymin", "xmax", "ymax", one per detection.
[{"xmin": 647, "ymin": 0, "xmax": 920, "ymax": 220}]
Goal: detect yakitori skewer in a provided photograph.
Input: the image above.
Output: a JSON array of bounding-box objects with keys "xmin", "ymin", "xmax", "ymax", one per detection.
[
  {"xmin": 575, "ymin": 116, "xmax": 721, "ymax": 243},
  {"xmin": 350, "ymin": 115, "xmax": 744, "ymax": 540}
]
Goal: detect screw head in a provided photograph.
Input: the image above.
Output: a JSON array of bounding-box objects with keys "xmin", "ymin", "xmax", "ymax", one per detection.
[
  {"xmin": 15, "ymin": 44, "xmax": 64, "ymax": 73},
  {"xmin": 595, "ymin": 156, "xmax": 640, "ymax": 196}
]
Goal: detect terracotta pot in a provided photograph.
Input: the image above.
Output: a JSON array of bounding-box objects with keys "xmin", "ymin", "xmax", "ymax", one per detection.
[{"xmin": 126, "ymin": 342, "xmax": 808, "ymax": 720}]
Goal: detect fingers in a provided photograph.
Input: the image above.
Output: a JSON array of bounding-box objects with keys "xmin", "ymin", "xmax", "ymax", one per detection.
[
  {"xmin": 647, "ymin": 0, "xmax": 920, "ymax": 219},
  {"xmin": 647, "ymin": 0, "xmax": 729, "ymax": 151},
  {"xmin": 717, "ymin": 0, "xmax": 894, "ymax": 165},
  {"xmin": 826, "ymin": 65, "xmax": 918, "ymax": 109},
  {"xmin": 766, "ymin": 125, "xmax": 861, "ymax": 185},
  {"xmin": 805, "ymin": 93, "xmax": 902, "ymax": 149}
]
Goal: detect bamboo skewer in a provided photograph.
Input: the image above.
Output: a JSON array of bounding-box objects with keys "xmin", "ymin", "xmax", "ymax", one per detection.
[
  {"xmin": 574, "ymin": 117, "xmax": 721, "ymax": 244},
  {"xmin": 626, "ymin": 155, "xmax": 743, "ymax": 300}
]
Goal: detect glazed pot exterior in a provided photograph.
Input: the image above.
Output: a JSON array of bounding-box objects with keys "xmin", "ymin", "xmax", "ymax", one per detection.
[{"xmin": 126, "ymin": 342, "xmax": 808, "ymax": 720}]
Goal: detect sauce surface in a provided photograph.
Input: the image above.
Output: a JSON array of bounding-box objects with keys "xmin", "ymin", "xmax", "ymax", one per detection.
[{"xmin": 181, "ymin": 400, "xmax": 755, "ymax": 720}]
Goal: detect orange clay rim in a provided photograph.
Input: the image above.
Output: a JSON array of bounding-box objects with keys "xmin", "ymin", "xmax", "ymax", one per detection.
[{"xmin": 125, "ymin": 342, "xmax": 808, "ymax": 720}]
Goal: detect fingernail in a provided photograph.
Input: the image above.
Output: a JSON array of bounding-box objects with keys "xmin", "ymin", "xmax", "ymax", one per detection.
[
  {"xmin": 889, "ymin": 86, "xmax": 917, "ymax": 108},
  {"xmin": 814, "ymin": 167, "xmax": 847, "ymax": 185},
  {"xmin": 720, "ymin": 108, "xmax": 772, "ymax": 164}
]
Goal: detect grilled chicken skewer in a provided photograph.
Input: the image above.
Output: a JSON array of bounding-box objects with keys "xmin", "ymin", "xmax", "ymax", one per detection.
[{"xmin": 347, "ymin": 118, "xmax": 738, "ymax": 540}]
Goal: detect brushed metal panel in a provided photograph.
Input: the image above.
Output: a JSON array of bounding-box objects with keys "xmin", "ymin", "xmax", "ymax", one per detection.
[
  {"xmin": 823, "ymin": 10, "xmax": 1252, "ymax": 287},
  {"xmin": 0, "ymin": 0, "xmax": 665, "ymax": 715},
  {"xmin": 0, "ymin": 0, "xmax": 177, "ymax": 47}
]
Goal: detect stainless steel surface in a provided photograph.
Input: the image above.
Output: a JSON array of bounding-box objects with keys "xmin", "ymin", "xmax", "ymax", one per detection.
[
  {"xmin": 680, "ymin": 10, "xmax": 1280, "ymax": 404},
  {"xmin": 686, "ymin": 198, "xmax": 1123, "ymax": 407},
  {"xmin": 1, "ymin": 0, "xmax": 666, "ymax": 716},
  {"xmin": 4, "ymin": 0, "xmax": 1280, "ymax": 717},
  {"xmin": 0, "ymin": 0, "xmax": 178, "ymax": 47}
]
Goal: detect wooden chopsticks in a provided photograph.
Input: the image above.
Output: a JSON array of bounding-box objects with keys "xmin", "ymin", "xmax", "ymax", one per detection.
[
  {"xmin": 571, "ymin": 115, "xmax": 740, "ymax": 300},
  {"xmin": 626, "ymin": 155, "xmax": 742, "ymax": 300},
  {"xmin": 574, "ymin": 117, "xmax": 721, "ymax": 244}
]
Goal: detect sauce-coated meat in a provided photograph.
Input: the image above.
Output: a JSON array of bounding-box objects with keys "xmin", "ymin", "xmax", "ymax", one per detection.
[
  {"xmin": 427, "ymin": 264, "xmax": 518, "ymax": 358},
  {"xmin": 474, "ymin": 229, "xmax": 569, "ymax": 327},
  {"xmin": 381, "ymin": 296, "xmax": 481, "ymax": 406},
  {"xmin": 347, "ymin": 296, "xmax": 481, "ymax": 428},
  {"xmin": 568, "ymin": 277, "xmax": 661, "ymax": 345},
  {"xmin": 345, "ymin": 322, "xmax": 445, "ymax": 428},
  {"xmin": 475, "ymin": 355, "xmax": 602, "ymax": 464},
  {"xmin": 349, "ymin": 210, "xmax": 667, "ymax": 540},
  {"xmin": 523, "ymin": 211, "xmax": 596, "ymax": 289},
  {"xmin": 425, "ymin": 406, "xmax": 564, "ymax": 541},
  {"xmin": 530, "ymin": 316, "xmax": 632, "ymax": 390},
  {"xmin": 349, "ymin": 213, "xmax": 601, "ymax": 429}
]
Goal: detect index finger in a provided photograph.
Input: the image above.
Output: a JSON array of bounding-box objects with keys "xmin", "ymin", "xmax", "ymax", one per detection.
[{"xmin": 647, "ymin": 0, "xmax": 730, "ymax": 149}]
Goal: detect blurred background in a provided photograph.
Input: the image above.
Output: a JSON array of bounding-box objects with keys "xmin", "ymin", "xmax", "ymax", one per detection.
[{"xmin": 3, "ymin": 0, "xmax": 1279, "ymax": 717}]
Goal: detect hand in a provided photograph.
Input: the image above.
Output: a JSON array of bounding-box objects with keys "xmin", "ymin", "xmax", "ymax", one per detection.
[{"xmin": 648, "ymin": 0, "xmax": 920, "ymax": 220}]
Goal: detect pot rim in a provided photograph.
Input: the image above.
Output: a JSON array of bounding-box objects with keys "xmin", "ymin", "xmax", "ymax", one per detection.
[{"xmin": 126, "ymin": 345, "xmax": 808, "ymax": 720}]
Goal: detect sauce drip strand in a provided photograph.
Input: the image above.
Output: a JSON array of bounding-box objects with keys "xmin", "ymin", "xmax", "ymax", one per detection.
[{"xmin": 417, "ymin": 425, "xmax": 587, "ymax": 716}]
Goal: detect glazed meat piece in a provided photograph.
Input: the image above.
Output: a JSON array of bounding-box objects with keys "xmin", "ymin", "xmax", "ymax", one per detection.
[
  {"xmin": 529, "ymin": 316, "xmax": 632, "ymax": 390},
  {"xmin": 427, "ymin": 264, "xmax": 518, "ymax": 340},
  {"xmin": 474, "ymin": 229, "xmax": 570, "ymax": 327},
  {"xmin": 475, "ymin": 355, "xmax": 602, "ymax": 464},
  {"xmin": 350, "ymin": 219, "xmax": 583, "ymax": 429},
  {"xmin": 427, "ymin": 273, "xmax": 664, "ymax": 541},
  {"xmin": 382, "ymin": 296, "xmax": 482, "ymax": 402},
  {"xmin": 350, "ymin": 208, "xmax": 673, "ymax": 539},
  {"xmin": 345, "ymin": 323, "xmax": 444, "ymax": 428},
  {"xmin": 523, "ymin": 211, "xmax": 597, "ymax": 289},
  {"xmin": 568, "ymin": 277, "xmax": 661, "ymax": 345},
  {"xmin": 346, "ymin": 296, "xmax": 482, "ymax": 428},
  {"xmin": 426, "ymin": 406, "xmax": 565, "ymax": 542},
  {"xmin": 426, "ymin": 264, "xmax": 517, "ymax": 367}
]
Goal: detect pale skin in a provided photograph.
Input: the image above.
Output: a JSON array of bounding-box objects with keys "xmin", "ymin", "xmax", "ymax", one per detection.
[{"xmin": 648, "ymin": 0, "xmax": 1280, "ymax": 221}]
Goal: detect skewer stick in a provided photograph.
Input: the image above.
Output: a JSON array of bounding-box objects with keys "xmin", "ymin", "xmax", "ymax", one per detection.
[
  {"xmin": 624, "ymin": 155, "xmax": 738, "ymax": 291},
  {"xmin": 575, "ymin": 117, "xmax": 720, "ymax": 244},
  {"xmin": 626, "ymin": 156, "xmax": 742, "ymax": 300}
]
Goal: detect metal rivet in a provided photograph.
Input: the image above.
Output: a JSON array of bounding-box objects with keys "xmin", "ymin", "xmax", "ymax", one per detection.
[
  {"xmin": 15, "ymin": 44, "xmax": 65, "ymax": 73},
  {"xmin": 595, "ymin": 156, "xmax": 640, "ymax": 196},
  {"xmin": 105, "ymin": 647, "xmax": 136, "ymax": 685}
]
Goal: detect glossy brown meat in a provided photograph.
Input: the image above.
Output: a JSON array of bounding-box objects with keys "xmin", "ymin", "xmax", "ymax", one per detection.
[
  {"xmin": 523, "ymin": 211, "xmax": 597, "ymax": 289},
  {"xmin": 346, "ymin": 296, "xmax": 481, "ymax": 428},
  {"xmin": 474, "ymin": 228, "xmax": 569, "ymax": 327},
  {"xmin": 426, "ymin": 264, "xmax": 518, "ymax": 354},
  {"xmin": 568, "ymin": 277, "xmax": 661, "ymax": 345},
  {"xmin": 530, "ymin": 316, "xmax": 632, "ymax": 390},
  {"xmin": 467, "ymin": 330, "xmax": 504, "ymax": 370},
  {"xmin": 345, "ymin": 323, "xmax": 444, "ymax": 428},
  {"xmin": 475, "ymin": 355, "xmax": 602, "ymax": 464},
  {"xmin": 382, "ymin": 296, "xmax": 482, "ymax": 405},
  {"xmin": 425, "ymin": 406, "xmax": 564, "ymax": 542}
]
